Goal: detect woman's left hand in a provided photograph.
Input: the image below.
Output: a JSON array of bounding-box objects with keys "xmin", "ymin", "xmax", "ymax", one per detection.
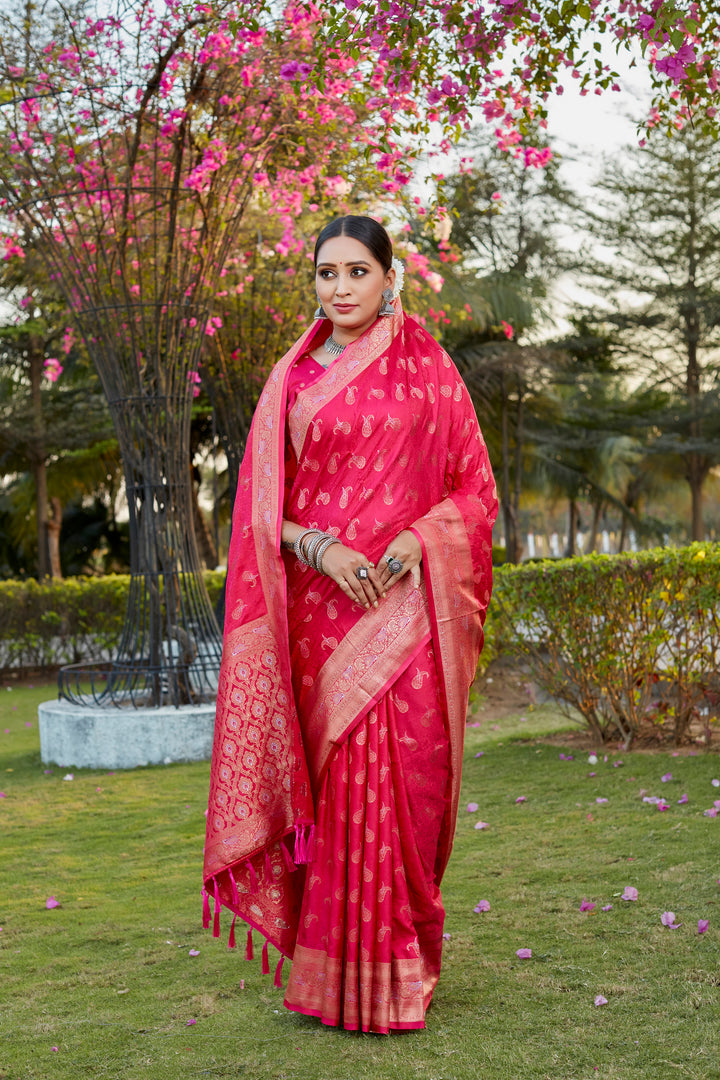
[{"xmin": 378, "ymin": 529, "xmax": 423, "ymax": 590}]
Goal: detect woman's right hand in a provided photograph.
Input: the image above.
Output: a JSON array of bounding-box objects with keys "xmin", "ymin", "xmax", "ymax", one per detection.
[{"xmin": 320, "ymin": 543, "xmax": 386, "ymax": 609}]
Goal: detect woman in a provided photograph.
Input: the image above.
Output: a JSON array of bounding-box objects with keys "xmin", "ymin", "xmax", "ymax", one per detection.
[{"xmin": 204, "ymin": 215, "xmax": 497, "ymax": 1033}]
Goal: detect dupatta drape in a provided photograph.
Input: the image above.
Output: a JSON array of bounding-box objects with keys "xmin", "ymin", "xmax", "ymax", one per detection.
[{"xmin": 203, "ymin": 301, "xmax": 498, "ymax": 995}]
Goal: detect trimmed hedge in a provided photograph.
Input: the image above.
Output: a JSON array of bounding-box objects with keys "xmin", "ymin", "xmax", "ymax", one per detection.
[
  {"xmin": 0, "ymin": 571, "xmax": 225, "ymax": 676},
  {"xmin": 492, "ymin": 544, "xmax": 720, "ymax": 747}
]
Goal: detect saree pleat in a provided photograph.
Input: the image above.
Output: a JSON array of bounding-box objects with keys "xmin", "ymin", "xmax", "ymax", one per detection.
[{"xmin": 284, "ymin": 641, "xmax": 448, "ymax": 1032}]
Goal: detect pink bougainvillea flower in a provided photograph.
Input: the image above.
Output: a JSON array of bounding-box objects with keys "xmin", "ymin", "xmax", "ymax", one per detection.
[
  {"xmin": 657, "ymin": 800, "xmax": 670, "ymax": 811},
  {"xmin": 601, "ymin": 904, "xmax": 613, "ymax": 912},
  {"xmin": 442, "ymin": 932, "xmax": 452, "ymax": 940},
  {"xmin": 501, "ymin": 320, "xmax": 514, "ymax": 340},
  {"xmin": 467, "ymin": 802, "xmax": 479, "ymax": 812},
  {"xmin": 678, "ymin": 794, "xmax": 688, "ymax": 804},
  {"xmin": 711, "ymin": 779, "xmax": 720, "ymax": 787},
  {"xmin": 474, "ymin": 751, "xmax": 484, "ymax": 758},
  {"xmin": 661, "ymin": 911, "xmax": 681, "ymax": 928},
  {"xmin": 661, "ymin": 773, "xmax": 672, "ymax": 782},
  {"xmin": 0, "ymin": 792, "xmax": 5, "ymax": 798},
  {"xmin": 515, "ymin": 796, "xmax": 526, "ymax": 804},
  {"xmin": 594, "ymin": 994, "xmax": 608, "ymax": 1007},
  {"xmin": 186, "ymin": 1018, "xmax": 197, "ymax": 1026},
  {"xmin": 643, "ymin": 796, "xmax": 660, "ymax": 804},
  {"xmin": 188, "ymin": 949, "xmax": 200, "ymax": 956},
  {"xmin": 51, "ymin": 1046, "xmax": 59, "ymax": 1052},
  {"xmin": 715, "ymin": 801, "xmax": 720, "ymax": 809},
  {"xmin": 704, "ymin": 808, "xmax": 718, "ymax": 818},
  {"xmin": 596, "ymin": 797, "xmax": 608, "ymax": 804},
  {"xmin": 580, "ymin": 898, "xmax": 596, "ymax": 912},
  {"xmin": 46, "ymin": 896, "xmax": 60, "ymax": 909},
  {"xmin": 474, "ymin": 899, "xmax": 491, "ymax": 913},
  {"xmin": 515, "ymin": 948, "xmax": 532, "ymax": 959},
  {"xmin": 621, "ymin": 886, "xmax": 638, "ymax": 902},
  {"xmin": 698, "ymin": 919, "xmax": 709, "ymax": 934},
  {"xmin": 474, "ymin": 821, "xmax": 490, "ymax": 830}
]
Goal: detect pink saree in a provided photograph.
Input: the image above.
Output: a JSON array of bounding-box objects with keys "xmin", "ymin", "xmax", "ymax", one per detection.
[{"xmin": 204, "ymin": 301, "xmax": 498, "ymax": 1032}]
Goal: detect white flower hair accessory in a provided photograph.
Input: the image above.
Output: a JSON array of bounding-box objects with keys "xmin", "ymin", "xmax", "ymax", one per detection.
[{"xmin": 391, "ymin": 256, "xmax": 405, "ymax": 298}]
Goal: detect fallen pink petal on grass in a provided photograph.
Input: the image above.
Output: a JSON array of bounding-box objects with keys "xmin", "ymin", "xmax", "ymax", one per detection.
[
  {"xmin": 698, "ymin": 919, "xmax": 709, "ymax": 934},
  {"xmin": 474, "ymin": 820, "xmax": 490, "ymax": 830},
  {"xmin": 621, "ymin": 886, "xmax": 638, "ymax": 902},
  {"xmin": 515, "ymin": 796, "xmax": 527, "ymax": 804},
  {"xmin": 661, "ymin": 911, "xmax": 681, "ymax": 928},
  {"xmin": 51, "ymin": 1047, "xmax": 59, "ymax": 1052},
  {"xmin": 678, "ymin": 794, "xmax": 688, "ymax": 804},
  {"xmin": 474, "ymin": 899, "xmax": 491, "ymax": 913},
  {"xmin": 704, "ymin": 808, "xmax": 718, "ymax": 818},
  {"xmin": 515, "ymin": 948, "xmax": 532, "ymax": 959},
  {"xmin": 442, "ymin": 932, "xmax": 451, "ymax": 940},
  {"xmin": 186, "ymin": 1019, "xmax": 197, "ymax": 1026},
  {"xmin": 711, "ymin": 779, "xmax": 720, "ymax": 787},
  {"xmin": 661, "ymin": 773, "xmax": 672, "ymax": 782},
  {"xmin": 580, "ymin": 898, "xmax": 596, "ymax": 912},
  {"xmin": 657, "ymin": 800, "xmax": 670, "ymax": 811},
  {"xmin": 466, "ymin": 802, "xmax": 479, "ymax": 812},
  {"xmin": 188, "ymin": 949, "xmax": 200, "ymax": 956},
  {"xmin": 45, "ymin": 896, "xmax": 60, "ymax": 909},
  {"xmin": 595, "ymin": 797, "xmax": 608, "ymax": 804},
  {"xmin": 594, "ymin": 994, "xmax": 608, "ymax": 1007},
  {"xmin": 474, "ymin": 751, "xmax": 484, "ymax": 758},
  {"xmin": 601, "ymin": 904, "xmax": 613, "ymax": 911}
]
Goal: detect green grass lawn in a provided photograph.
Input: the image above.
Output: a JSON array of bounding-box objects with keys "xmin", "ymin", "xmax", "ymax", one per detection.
[{"xmin": 1, "ymin": 685, "xmax": 719, "ymax": 1080}]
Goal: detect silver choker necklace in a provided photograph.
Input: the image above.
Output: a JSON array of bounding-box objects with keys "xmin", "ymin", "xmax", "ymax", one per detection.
[{"xmin": 323, "ymin": 334, "xmax": 347, "ymax": 358}]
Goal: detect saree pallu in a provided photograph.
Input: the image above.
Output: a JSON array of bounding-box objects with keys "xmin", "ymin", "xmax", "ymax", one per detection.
[{"xmin": 204, "ymin": 302, "xmax": 498, "ymax": 1031}]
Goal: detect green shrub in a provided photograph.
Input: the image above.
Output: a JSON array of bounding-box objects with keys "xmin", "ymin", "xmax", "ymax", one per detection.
[
  {"xmin": 492, "ymin": 544, "xmax": 720, "ymax": 747},
  {"xmin": 0, "ymin": 571, "xmax": 226, "ymax": 676}
]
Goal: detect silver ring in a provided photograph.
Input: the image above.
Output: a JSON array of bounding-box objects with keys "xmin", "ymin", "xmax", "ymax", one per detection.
[
  {"xmin": 355, "ymin": 566, "xmax": 369, "ymax": 580},
  {"xmin": 385, "ymin": 556, "xmax": 403, "ymax": 575}
]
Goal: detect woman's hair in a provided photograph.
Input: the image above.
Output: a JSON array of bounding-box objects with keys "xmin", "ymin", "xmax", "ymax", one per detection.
[{"xmin": 313, "ymin": 215, "xmax": 393, "ymax": 272}]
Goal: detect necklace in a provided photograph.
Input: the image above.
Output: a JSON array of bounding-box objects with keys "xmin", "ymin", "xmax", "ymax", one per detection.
[{"xmin": 323, "ymin": 334, "xmax": 347, "ymax": 359}]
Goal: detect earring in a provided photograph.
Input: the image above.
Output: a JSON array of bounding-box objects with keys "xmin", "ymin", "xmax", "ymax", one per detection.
[
  {"xmin": 314, "ymin": 297, "xmax": 328, "ymax": 319},
  {"xmin": 379, "ymin": 287, "xmax": 395, "ymax": 317}
]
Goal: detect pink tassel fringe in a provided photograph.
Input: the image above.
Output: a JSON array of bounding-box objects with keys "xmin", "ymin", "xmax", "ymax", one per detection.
[
  {"xmin": 261, "ymin": 939, "xmax": 270, "ymax": 975},
  {"xmin": 274, "ymin": 955, "xmax": 285, "ymax": 989},
  {"xmin": 202, "ymin": 887, "xmax": 211, "ymax": 930},
  {"xmin": 212, "ymin": 877, "xmax": 221, "ymax": 938},
  {"xmin": 228, "ymin": 915, "xmax": 237, "ymax": 950}
]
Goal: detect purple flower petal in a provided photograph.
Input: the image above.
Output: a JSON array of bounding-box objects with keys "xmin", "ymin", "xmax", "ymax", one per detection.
[
  {"xmin": 661, "ymin": 773, "xmax": 672, "ymax": 782},
  {"xmin": 711, "ymin": 779, "xmax": 720, "ymax": 787},
  {"xmin": 186, "ymin": 1018, "xmax": 197, "ymax": 1026},
  {"xmin": 46, "ymin": 896, "xmax": 60, "ymax": 909},
  {"xmin": 601, "ymin": 904, "xmax": 613, "ymax": 911},
  {"xmin": 678, "ymin": 794, "xmax": 688, "ymax": 804},
  {"xmin": 474, "ymin": 820, "xmax": 490, "ymax": 830},
  {"xmin": 594, "ymin": 994, "xmax": 608, "ymax": 1007},
  {"xmin": 442, "ymin": 932, "xmax": 452, "ymax": 940},
  {"xmin": 474, "ymin": 899, "xmax": 491, "ymax": 913},
  {"xmin": 595, "ymin": 797, "xmax": 608, "ymax": 804},
  {"xmin": 621, "ymin": 886, "xmax": 638, "ymax": 902},
  {"xmin": 657, "ymin": 800, "xmax": 670, "ymax": 811},
  {"xmin": 474, "ymin": 751, "xmax": 484, "ymax": 757},
  {"xmin": 580, "ymin": 898, "xmax": 596, "ymax": 912},
  {"xmin": 704, "ymin": 807, "xmax": 718, "ymax": 818},
  {"xmin": 515, "ymin": 795, "xmax": 526, "ymax": 804},
  {"xmin": 698, "ymin": 919, "xmax": 709, "ymax": 934},
  {"xmin": 660, "ymin": 911, "xmax": 681, "ymax": 928},
  {"xmin": 188, "ymin": 949, "xmax": 200, "ymax": 956},
  {"xmin": 515, "ymin": 947, "xmax": 532, "ymax": 959},
  {"xmin": 467, "ymin": 802, "xmax": 479, "ymax": 812}
]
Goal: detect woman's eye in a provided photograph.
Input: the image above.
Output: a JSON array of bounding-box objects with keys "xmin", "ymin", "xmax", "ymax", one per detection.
[
  {"xmin": 351, "ymin": 267, "xmax": 366, "ymax": 276},
  {"xmin": 318, "ymin": 270, "xmax": 335, "ymax": 279}
]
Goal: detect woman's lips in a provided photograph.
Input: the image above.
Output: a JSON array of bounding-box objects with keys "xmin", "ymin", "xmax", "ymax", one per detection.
[{"xmin": 333, "ymin": 304, "xmax": 356, "ymax": 312}]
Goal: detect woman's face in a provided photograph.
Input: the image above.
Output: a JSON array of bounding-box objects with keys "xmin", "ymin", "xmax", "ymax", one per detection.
[{"xmin": 315, "ymin": 234, "xmax": 395, "ymax": 342}]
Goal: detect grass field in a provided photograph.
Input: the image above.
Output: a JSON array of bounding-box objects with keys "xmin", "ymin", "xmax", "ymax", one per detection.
[{"xmin": 1, "ymin": 683, "xmax": 719, "ymax": 1080}]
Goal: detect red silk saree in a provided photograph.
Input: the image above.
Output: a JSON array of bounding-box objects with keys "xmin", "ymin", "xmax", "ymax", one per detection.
[{"xmin": 204, "ymin": 302, "xmax": 498, "ymax": 1032}]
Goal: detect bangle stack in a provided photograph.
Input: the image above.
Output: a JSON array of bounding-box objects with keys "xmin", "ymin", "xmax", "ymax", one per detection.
[{"xmin": 292, "ymin": 528, "xmax": 340, "ymax": 574}]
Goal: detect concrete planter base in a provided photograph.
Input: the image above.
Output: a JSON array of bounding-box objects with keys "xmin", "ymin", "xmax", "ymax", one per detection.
[{"xmin": 38, "ymin": 698, "xmax": 217, "ymax": 770}]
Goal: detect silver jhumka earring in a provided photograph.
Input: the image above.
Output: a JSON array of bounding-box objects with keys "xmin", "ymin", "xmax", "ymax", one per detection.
[
  {"xmin": 378, "ymin": 287, "xmax": 395, "ymax": 316},
  {"xmin": 314, "ymin": 297, "xmax": 328, "ymax": 319}
]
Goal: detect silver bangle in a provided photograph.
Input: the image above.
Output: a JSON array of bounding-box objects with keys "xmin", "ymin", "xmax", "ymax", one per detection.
[
  {"xmin": 316, "ymin": 536, "xmax": 340, "ymax": 573},
  {"xmin": 294, "ymin": 528, "xmax": 320, "ymax": 566},
  {"xmin": 305, "ymin": 531, "xmax": 327, "ymax": 569}
]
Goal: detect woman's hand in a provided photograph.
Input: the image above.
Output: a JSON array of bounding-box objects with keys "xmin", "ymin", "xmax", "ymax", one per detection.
[
  {"xmin": 320, "ymin": 543, "xmax": 386, "ymax": 609},
  {"xmin": 378, "ymin": 529, "xmax": 423, "ymax": 590}
]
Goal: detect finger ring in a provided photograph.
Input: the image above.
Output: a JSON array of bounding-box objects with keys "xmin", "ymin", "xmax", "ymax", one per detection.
[
  {"xmin": 385, "ymin": 556, "xmax": 403, "ymax": 575},
  {"xmin": 355, "ymin": 566, "xmax": 369, "ymax": 580}
]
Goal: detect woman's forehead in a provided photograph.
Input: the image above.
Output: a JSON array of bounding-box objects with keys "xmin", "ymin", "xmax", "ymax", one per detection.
[{"xmin": 315, "ymin": 234, "xmax": 380, "ymax": 268}]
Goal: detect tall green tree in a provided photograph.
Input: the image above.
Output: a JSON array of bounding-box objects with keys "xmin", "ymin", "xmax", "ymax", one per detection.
[{"xmin": 575, "ymin": 126, "xmax": 720, "ymax": 541}]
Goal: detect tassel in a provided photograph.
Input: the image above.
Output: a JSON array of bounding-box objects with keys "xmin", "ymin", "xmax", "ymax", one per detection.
[
  {"xmin": 246, "ymin": 928, "xmax": 254, "ymax": 961},
  {"xmin": 246, "ymin": 859, "xmax": 259, "ymax": 895},
  {"xmin": 229, "ymin": 867, "xmax": 239, "ymax": 908},
  {"xmin": 228, "ymin": 915, "xmax": 237, "ymax": 950},
  {"xmin": 294, "ymin": 823, "xmax": 305, "ymax": 864},
  {"xmin": 202, "ymin": 887, "xmax": 211, "ymax": 930},
  {"xmin": 212, "ymin": 877, "xmax": 221, "ymax": 939},
  {"xmin": 274, "ymin": 955, "xmax": 285, "ymax": 989},
  {"xmin": 261, "ymin": 938, "xmax": 270, "ymax": 975},
  {"xmin": 294, "ymin": 823, "xmax": 315, "ymax": 865},
  {"xmin": 281, "ymin": 840, "xmax": 297, "ymax": 874}
]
